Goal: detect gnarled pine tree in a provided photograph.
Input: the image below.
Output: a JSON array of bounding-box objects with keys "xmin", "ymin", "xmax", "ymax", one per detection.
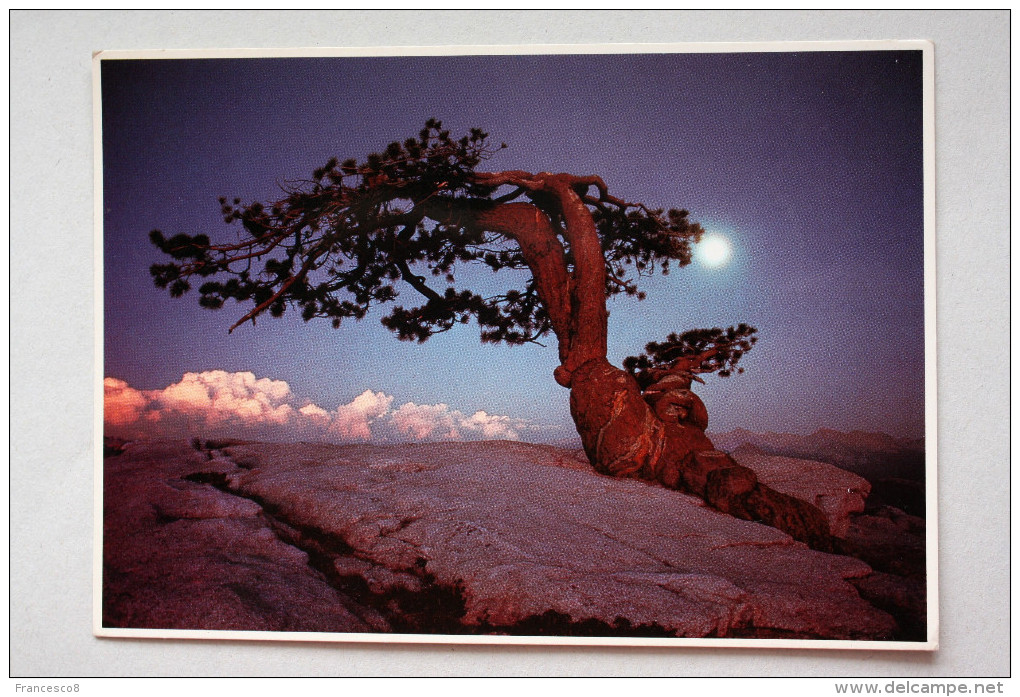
[{"xmin": 151, "ymin": 120, "xmax": 829, "ymax": 547}]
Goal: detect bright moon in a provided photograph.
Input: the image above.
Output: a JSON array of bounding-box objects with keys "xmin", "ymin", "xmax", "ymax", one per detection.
[{"xmin": 697, "ymin": 234, "xmax": 732, "ymax": 268}]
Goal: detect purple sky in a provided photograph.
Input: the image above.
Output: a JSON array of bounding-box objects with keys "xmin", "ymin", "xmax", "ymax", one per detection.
[{"xmin": 101, "ymin": 49, "xmax": 926, "ymax": 442}]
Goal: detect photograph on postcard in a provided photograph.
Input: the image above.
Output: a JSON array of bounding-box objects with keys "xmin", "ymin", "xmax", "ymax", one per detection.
[{"xmin": 96, "ymin": 44, "xmax": 934, "ymax": 647}]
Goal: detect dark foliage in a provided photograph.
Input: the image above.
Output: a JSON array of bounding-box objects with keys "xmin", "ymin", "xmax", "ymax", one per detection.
[
  {"xmin": 150, "ymin": 119, "xmax": 704, "ymax": 346},
  {"xmin": 623, "ymin": 324, "xmax": 759, "ymax": 389}
]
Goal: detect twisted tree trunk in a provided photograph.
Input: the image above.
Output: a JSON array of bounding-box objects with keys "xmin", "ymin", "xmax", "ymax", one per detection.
[{"xmin": 434, "ymin": 172, "xmax": 832, "ymax": 549}]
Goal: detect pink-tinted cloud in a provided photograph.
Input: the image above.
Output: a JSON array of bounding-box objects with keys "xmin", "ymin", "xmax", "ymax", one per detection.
[
  {"xmin": 389, "ymin": 402, "xmax": 460, "ymax": 440},
  {"xmin": 103, "ymin": 371, "xmax": 530, "ymax": 443},
  {"xmin": 389, "ymin": 403, "xmax": 525, "ymax": 441},
  {"xmin": 461, "ymin": 410, "xmax": 526, "ymax": 440},
  {"xmin": 298, "ymin": 403, "xmax": 330, "ymax": 421},
  {"xmin": 153, "ymin": 371, "xmax": 295, "ymax": 426},
  {"xmin": 329, "ymin": 390, "xmax": 394, "ymax": 441},
  {"xmin": 103, "ymin": 377, "xmax": 151, "ymax": 426}
]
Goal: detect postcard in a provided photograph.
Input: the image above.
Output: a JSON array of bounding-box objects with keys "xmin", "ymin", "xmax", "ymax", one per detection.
[{"xmin": 95, "ymin": 42, "xmax": 936, "ymax": 649}]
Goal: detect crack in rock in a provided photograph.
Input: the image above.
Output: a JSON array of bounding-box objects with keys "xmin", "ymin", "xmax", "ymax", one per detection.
[{"xmin": 103, "ymin": 439, "xmax": 907, "ymax": 640}]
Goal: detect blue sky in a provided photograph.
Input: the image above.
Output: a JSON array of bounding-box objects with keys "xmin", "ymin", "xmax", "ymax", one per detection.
[{"xmin": 101, "ymin": 49, "xmax": 926, "ymax": 442}]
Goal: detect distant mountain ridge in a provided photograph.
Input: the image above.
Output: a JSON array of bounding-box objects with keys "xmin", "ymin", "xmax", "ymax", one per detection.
[{"xmin": 708, "ymin": 428, "xmax": 925, "ymax": 483}]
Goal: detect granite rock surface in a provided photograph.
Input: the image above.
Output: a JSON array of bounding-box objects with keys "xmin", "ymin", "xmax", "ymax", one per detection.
[{"xmin": 102, "ymin": 438, "xmax": 903, "ymax": 640}]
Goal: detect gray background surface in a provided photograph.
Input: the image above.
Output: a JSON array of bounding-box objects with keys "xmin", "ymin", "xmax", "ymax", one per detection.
[{"xmin": 10, "ymin": 10, "xmax": 1009, "ymax": 676}]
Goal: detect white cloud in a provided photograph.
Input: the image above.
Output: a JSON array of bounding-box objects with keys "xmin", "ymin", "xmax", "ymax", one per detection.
[
  {"xmin": 329, "ymin": 390, "xmax": 394, "ymax": 441},
  {"xmin": 298, "ymin": 403, "xmax": 330, "ymax": 420},
  {"xmin": 388, "ymin": 403, "xmax": 525, "ymax": 441},
  {"xmin": 390, "ymin": 402, "xmax": 461, "ymax": 440},
  {"xmin": 104, "ymin": 371, "xmax": 529, "ymax": 444},
  {"xmin": 103, "ymin": 377, "xmax": 151, "ymax": 426},
  {"xmin": 153, "ymin": 370, "xmax": 295, "ymax": 426},
  {"xmin": 462, "ymin": 410, "xmax": 524, "ymax": 440}
]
